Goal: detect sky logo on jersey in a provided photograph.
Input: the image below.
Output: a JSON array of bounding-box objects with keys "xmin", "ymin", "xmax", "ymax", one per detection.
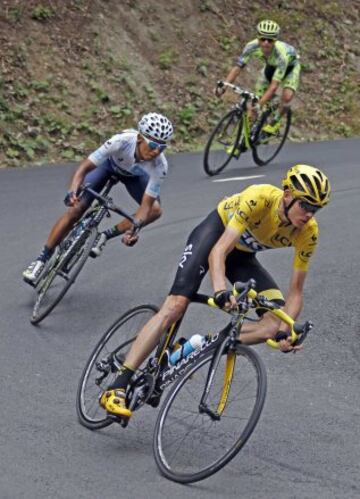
[
  {"xmin": 239, "ymin": 229, "xmax": 271, "ymax": 252},
  {"xmin": 179, "ymin": 244, "xmax": 193, "ymax": 269}
]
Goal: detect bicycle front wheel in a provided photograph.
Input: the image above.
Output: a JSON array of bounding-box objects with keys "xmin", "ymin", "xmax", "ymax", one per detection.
[
  {"xmin": 30, "ymin": 227, "xmax": 98, "ymax": 324},
  {"xmin": 153, "ymin": 345, "xmax": 267, "ymax": 483},
  {"xmin": 203, "ymin": 109, "xmax": 243, "ymax": 176},
  {"xmin": 252, "ymin": 108, "xmax": 291, "ymax": 166},
  {"xmin": 77, "ymin": 304, "xmax": 158, "ymax": 430}
]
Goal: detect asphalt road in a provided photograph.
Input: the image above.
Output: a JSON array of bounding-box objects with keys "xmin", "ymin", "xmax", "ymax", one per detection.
[{"xmin": 0, "ymin": 139, "xmax": 359, "ymax": 499}]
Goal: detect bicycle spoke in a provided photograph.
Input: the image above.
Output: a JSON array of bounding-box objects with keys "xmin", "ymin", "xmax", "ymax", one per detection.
[
  {"xmin": 77, "ymin": 305, "xmax": 158, "ymax": 430},
  {"xmin": 203, "ymin": 110, "xmax": 243, "ymax": 176},
  {"xmin": 252, "ymin": 108, "xmax": 291, "ymax": 166},
  {"xmin": 154, "ymin": 347, "xmax": 267, "ymax": 482}
]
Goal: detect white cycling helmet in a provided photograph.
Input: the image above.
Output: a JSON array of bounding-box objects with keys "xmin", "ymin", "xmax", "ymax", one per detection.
[{"xmin": 138, "ymin": 112, "xmax": 174, "ymax": 142}]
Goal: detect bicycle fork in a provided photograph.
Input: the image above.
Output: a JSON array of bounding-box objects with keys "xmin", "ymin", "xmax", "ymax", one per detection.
[{"xmin": 198, "ymin": 340, "xmax": 236, "ymax": 421}]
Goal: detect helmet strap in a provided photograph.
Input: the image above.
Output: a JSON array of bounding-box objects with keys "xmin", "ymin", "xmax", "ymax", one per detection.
[{"xmin": 283, "ymin": 197, "xmax": 297, "ymax": 223}]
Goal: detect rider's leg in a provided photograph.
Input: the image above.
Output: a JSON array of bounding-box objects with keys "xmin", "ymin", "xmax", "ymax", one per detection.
[
  {"xmin": 278, "ymin": 87, "xmax": 294, "ymax": 116},
  {"xmin": 100, "ymin": 211, "xmax": 224, "ymax": 416},
  {"xmin": 45, "ymin": 201, "xmax": 88, "ymax": 250},
  {"xmin": 100, "ymin": 295, "xmax": 189, "ymax": 418},
  {"xmin": 278, "ymin": 63, "xmax": 300, "ymax": 116},
  {"xmin": 108, "ymin": 295, "xmax": 190, "ymax": 390}
]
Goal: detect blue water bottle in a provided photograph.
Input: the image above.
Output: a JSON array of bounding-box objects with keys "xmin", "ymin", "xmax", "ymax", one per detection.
[{"xmin": 169, "ymin": 334, "xmax": 205, "ymax": 365}]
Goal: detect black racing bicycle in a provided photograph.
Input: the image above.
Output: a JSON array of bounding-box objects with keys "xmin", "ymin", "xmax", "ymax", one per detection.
[
  {"xmin": 203, "ymin": 81, "xmax": 292, "ymax": 176},
  {"xmin": 30, "ymin": 178, "xmax": 140, "ymax": 325},
  {"xmin": 76, "ymin": 279, "xmax": 312, "ymax": 483}
]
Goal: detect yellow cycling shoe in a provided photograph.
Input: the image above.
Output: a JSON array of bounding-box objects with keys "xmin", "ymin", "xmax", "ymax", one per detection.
[
  {"xmin": 262, "ymin": 120, "xmax": 281, "ymax": 135},
  {"xmin": 225, "ymin": 144, "xmax": 239, "ymax": 156},
  {"xmin": 99, "ymin": 389, "xmax": 132, "ymax": 419}
]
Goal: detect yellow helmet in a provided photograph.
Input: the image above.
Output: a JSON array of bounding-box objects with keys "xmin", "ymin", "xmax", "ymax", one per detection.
[
  {"xmin": 257, "ymin": 20, "xmax": 280, "ymax": 39},
  {"xmin": 282, "ymin": 165, "xmax": 331, "ymax": 207}
]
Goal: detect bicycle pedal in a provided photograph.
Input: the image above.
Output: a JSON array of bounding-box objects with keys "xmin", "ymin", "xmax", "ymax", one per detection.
[
  {"xmin": 23, "ymin": 277, "xmax": 37, "ymax": 288},
  {"xmin": 108, "ymin": 414, "xmax": 129, "ymax": 427}
]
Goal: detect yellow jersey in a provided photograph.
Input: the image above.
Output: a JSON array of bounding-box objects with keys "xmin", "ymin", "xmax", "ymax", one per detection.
[{"xmin": 217, "ymin": 184, "xmax": 318, "ymax": 271}]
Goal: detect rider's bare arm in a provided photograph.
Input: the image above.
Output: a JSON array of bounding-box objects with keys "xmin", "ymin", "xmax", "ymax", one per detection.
[
  {"xmin": 120, "ymin": 193, "xmax": 158, "ymax": 246},
  {"xmin": 279, "ymin": 268, "xmax": 306, "ymax": 330},
  {"xmin": 216, "ymin": 66, "xmax": 242, "ymax": 95},
  {"xmin": 209, "ymin": 226, "xmax": 241, "ymax": 295},
  {"xmin": 68, "ymin": 158, "xmax": 97, "ymax": 203}
]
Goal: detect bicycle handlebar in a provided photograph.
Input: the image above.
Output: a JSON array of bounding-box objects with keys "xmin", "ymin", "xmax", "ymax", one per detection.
[
  {"xmin": 203, "ymin": 278, "xmax": 313, "ymax": 350},
  {"xmin": 217, "ymin": 80, "xmax": 259, "ymax": 103},
  {"xmin": 80, "ymin": 184, "xmax": 142, "ymax": 233}
]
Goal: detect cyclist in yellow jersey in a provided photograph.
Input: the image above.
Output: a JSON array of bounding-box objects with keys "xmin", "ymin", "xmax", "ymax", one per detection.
[
  {"xmin": 99, "ymin": 165, "xmax": 331, "ymax": 419},
  {"xmin": 216, "ymin": 20, "xmax": 301, "ymax": 135}
]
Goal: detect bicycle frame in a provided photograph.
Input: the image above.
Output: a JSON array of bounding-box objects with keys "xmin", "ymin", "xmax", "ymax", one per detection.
[{"xmin": 133, "ymin": 280, "xmax": 312, "ymax": 417}]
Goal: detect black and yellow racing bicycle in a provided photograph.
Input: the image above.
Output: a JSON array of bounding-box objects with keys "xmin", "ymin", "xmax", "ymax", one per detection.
[
  {"xmin": 76, "ymin": 279, "xmax": 312, "ymax": 483},
  {"xmin": 203, "ymin": 81, "xmax": 292, "ymax": 176}
]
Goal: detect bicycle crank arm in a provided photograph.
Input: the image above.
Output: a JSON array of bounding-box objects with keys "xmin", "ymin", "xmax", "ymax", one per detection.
[{"xmin": 56, "ymin": 270, "xmax": 70, "ymax": 280}]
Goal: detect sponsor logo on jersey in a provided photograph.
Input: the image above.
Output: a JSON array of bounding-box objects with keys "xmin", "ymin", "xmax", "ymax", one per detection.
[
  {"xmin": 179, "ymin": 244, "xmax": 193, "ymax": 269},
  {"xmin": 270, "ymin": 233, "xmax": 292, "ymax": 247},
  {"xmin": 239, "ymin": 229, "xmax": 271, "ymax": 252},
  {"xmin": 299, "ymin": 250, "xmax": 313, "ymax": 262}
]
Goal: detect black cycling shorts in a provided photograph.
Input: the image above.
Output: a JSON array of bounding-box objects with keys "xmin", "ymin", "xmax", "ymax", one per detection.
[{"xmin": 169, "ymin": 210, "xmax": 284, "ymax": 315}]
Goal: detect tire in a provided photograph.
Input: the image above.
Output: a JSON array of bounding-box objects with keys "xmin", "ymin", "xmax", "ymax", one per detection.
[
  {"xmin": 203, "ymin": 109, "xmax": 243, "ymax": 176},
  {"xmin": 76, "ymin": 304, "xmax": 159, "ymax": 430},
  {"xmin": 153, "ymin": 345, "xmax": 267, "ymax": 483},
  {"xmin": 30, "ymin": 226, "xmax": 98, "ymax": 325},
  {"xmin": 252, "ymin": 108, "xmax": 291, "ymax": 166}
]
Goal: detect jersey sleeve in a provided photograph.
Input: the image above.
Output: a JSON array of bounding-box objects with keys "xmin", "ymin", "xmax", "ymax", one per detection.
[
  {"xmin": 272, "ymin": 45, "xmax": 290, "ymax": 81},
  {"xmin": 292, "ymin": 223, "xmax": 319, "ymax": 271},
  {"xmin": 236, "ymin": 40, "xmax": 258, "ymax": 67},
  {"xmin": 226, "ymin": 187, "xmax": 264, "ymax": 233},
  {"xmin": 88, "ymin": 134, "xmax": 125, "ymax": 166},
  {"xmin": 144, "ymin": 155, "xmax": 168, "ymax": 198}
]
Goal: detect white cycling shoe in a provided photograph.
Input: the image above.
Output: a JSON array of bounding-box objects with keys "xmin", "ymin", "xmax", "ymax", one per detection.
[
  {"xmin": 23, "ymin": 259, "xmax": 45, "ymax": 285},
  {"xmin": 90, "ymin": 233, "xmax": 107, "ymax": 258}
]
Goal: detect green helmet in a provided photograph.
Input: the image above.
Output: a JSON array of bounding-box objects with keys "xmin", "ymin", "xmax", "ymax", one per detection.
[{"xmin": 257, "ymin": 20, "xmax": 280, "ymax": 39}]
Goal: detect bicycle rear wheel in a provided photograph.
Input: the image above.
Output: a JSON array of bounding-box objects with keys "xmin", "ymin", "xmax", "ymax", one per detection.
[
  {"xmin": 203, "ymin": 109, "xmax": 243, "ymax": 176},
  {"xmin": 252, "ymin": 108, "xmax": 291, "ymax": 166},
  {"xmin": 153, "ymin": 344, "xmax": 267, "ymax": 483},
  {"xmin": 30, "ymin": 225, "xmax": 97, "ymax": 324},
  {"xmin": 76, "ymin": 304, "xmax": 158, "ymax": 430}
]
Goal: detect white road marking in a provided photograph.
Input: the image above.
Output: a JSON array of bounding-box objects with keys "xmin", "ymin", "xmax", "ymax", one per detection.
[{"xmin": 212, "ymin": 175, "xmax": 265, "ymax": 182}]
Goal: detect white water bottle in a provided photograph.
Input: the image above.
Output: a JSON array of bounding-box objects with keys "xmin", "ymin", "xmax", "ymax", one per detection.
[{"xmin": 169, "ymin": 334, "xmax": 205, "ymax": 365}]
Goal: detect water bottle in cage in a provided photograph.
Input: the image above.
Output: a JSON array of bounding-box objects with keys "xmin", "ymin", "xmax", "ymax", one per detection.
[{"xmin": 169, "ymin": 334, "xmax": 205, "ymax": 366}]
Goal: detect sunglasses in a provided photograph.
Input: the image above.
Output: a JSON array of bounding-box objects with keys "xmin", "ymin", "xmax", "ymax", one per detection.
[
  {"xmin": 142, "ymin": 135, "xmax": 167, "ymax": 152},
  {"xmin": 299, "ymin": 200, "xmax": 320, "ymax": 214},
  {"xmin": 259, "ymin": 37, "xmax": 275, "ymax": 43}
]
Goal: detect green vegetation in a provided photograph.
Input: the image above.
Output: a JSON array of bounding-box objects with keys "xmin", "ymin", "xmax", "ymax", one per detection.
[
  {"xmin": 159, "ymin": 50, "xmax": 178, "ymax": 70},
  {"xmin": 31, "ymin": 5, "xmax": 55, "ymax": 22},
  {"xmin": 0, "ymin": 0, "xmax": 359, "ymax": 167}
]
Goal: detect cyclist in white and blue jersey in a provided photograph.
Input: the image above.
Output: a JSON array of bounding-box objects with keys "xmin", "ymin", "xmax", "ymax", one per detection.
[{"xmin": 23, "ymin": 113, "xmax": 174, "ymax": 285}]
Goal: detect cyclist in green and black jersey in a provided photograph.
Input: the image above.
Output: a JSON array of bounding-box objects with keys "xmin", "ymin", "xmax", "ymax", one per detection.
[{"xmin": 216, "ymin": 19, "xmax": 301, "ymax": 135}]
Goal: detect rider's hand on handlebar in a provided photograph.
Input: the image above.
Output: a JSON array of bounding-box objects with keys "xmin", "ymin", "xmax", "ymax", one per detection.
[
  {"xmin": 64, "ymin": 190, "xmax": 79, "ymax": 207},
  {"xmin": 121, "ymin": 230, "xmax": 139, "ymax": 247},
  {"xmin": 214, "ymin": 81, "xmax": 226, "ymax": 98},
  {"xmin": 275, "ymin": 331, "xmax": 303, "ymax": 353},
  {"xmin": 214, "ymin": 290, "xmax": 237, "ymax": 311}
]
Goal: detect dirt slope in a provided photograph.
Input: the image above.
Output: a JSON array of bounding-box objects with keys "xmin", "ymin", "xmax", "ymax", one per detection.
[{"xmin": 0, "ymin": 0, "xmax": 359, "ymax": 166}]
